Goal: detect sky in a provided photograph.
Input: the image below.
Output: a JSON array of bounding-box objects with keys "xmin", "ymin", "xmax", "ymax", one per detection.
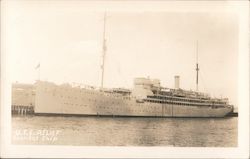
[{"xmin": 3, "ymin": 1, "xmax": 240, "ymax": 106}]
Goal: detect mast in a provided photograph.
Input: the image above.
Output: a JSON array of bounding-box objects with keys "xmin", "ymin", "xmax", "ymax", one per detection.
[
  {"xmin": 101, "ymin": 12, "xmax": 107, "ymax": 88},
  {"xmin": 196, "ymin": 40, "xmax": 199, "ymax": 91}
]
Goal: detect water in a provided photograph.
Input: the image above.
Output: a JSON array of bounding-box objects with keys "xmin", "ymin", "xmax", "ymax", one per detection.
[{"xmin": 12, "ymin": 116, "xmax": 237, "ymax": 147}]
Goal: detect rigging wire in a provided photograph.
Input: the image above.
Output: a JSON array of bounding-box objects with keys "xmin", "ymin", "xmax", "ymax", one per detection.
[{"xmin": 199, "ymin": 64, "xmax": 211, "ymax": 97}]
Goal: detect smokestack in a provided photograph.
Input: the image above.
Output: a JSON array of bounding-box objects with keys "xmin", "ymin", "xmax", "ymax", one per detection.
[{"xmin": 174, "ymin": 75, "xmax": 180, "ymax": 89}]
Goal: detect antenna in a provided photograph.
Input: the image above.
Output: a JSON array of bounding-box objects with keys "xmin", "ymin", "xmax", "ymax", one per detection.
[
  {"xmin": 196, "ymin": 40, "xmax": 199, "ymax": 91},
  {"xmin": 101, "ymin": 12, "xmax": 107, "ymax": 88}
]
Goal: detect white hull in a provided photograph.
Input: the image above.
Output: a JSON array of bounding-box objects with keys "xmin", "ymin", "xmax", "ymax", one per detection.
[{"xmin": 34, "ymin": 81, "xmax": 232, "ymax": 117}]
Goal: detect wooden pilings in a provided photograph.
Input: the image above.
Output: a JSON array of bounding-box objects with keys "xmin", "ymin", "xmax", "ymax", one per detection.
[{"xmin": 12, "ymin": 105, "xmax": 34, "ymax": 115}]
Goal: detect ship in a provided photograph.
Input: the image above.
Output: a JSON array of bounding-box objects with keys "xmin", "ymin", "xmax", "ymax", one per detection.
[
  {"xmin": 12, "ymin": 76, "xmax": 233, "ymax": 117},
  {"xmin": 11, "ymin": 13, "xmax": 234, "ymax": 117}
]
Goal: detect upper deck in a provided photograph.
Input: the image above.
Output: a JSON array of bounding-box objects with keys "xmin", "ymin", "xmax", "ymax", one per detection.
[{"xmin": 132, "ymin": 77, "xmax": 231, "ymax": 107}]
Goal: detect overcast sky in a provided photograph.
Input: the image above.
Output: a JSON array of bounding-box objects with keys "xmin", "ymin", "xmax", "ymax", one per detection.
[{"xmin": 4, "ymin": 1, "xmax": 240, "ymax": 106}]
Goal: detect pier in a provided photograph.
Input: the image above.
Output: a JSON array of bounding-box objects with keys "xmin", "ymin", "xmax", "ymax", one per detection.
[
  {"xmin": 226, "ymin": 112, "xmax": 238, "ymax": 117},
  {"xmin": 12, "ymin": 105, "xmax": 34, "ymax": 115}
]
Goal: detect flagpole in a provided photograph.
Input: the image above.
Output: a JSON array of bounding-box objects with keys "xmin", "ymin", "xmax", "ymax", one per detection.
[
  {"xmin": 35, "ymin": 63, "xmax": 40, "ymax": 81},
  {"xmin": 38, "ymin": 65, "xmax": 40, "ymax": 81}
]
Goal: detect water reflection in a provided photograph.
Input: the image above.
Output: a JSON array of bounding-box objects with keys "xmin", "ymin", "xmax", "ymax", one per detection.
[{"xmin": 12, "ymin": 116, "xmax": 237, "ymax": 147}]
